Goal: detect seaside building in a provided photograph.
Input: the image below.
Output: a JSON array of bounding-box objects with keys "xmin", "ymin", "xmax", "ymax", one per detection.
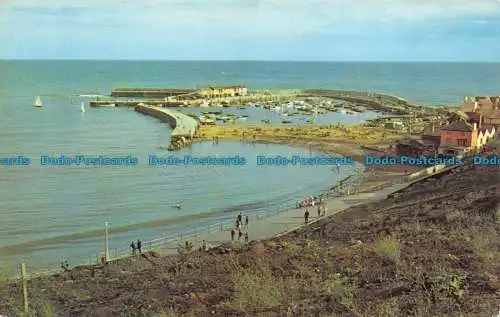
[
  {"xmin": 438, "ymin": 118, "xmax": 496, "ymax": 155},
  {"xmin": 462, "ymin": 96, "xmax": 500, "ymax": 127},
  {"xmin": 199, "ymin": 85, "xmax": 248, "ymax": 98}
]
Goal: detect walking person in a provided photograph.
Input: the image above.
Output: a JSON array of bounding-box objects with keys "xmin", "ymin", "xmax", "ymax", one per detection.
[
  {"xmin": 238, "ymin": 229, "xmax": 243, "ymax": 240},
  {"xmin": 244, "ymin": 232, "xmax": 249, "ymax": 243},
  {"xmin": 137, "ymin": 239, "xmax": 142, "ymax": 254},
  {"xmin": 304, "ymin": 209, "xmax": 310, "ymax": 224},
  {"xmin": 230, "ymin": 229, "xmax": 235, "ymax": 241},
  {"xmin": 237, "ymin": 213, "xmax": 242, "ymax": 224},
  {"xmin": 245, "ymin": 215, "xmax": 249, "ymax": 229},
  {"xmin": 130, "ymin": 241, "xmax": 137, "ymax": 256}
]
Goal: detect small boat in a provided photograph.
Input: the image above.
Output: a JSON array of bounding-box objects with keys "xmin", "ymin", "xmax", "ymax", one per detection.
[
  {"xmin": 80, "ymin": 102, "xmax": 86, "ymax": 113},
  {"xmin": 200, "ymin": 118, "xmax": 216, "ymax": 125},
  {"xmin": 208, "ymin": 110, "xmax": 223, "ymax": 115},
  {"xmin": 306, "ymin": 118, "xmax": 315, "ymax": 124},
  {"xmin": 79, "ymin": 94, "xmax": 105, "ymax": 98},
  {"xmin": 261, "ymin": 119, "xmax": 271, "ymax": 124},
  {"xmin": 281, "ymin": 119, "xmax": 292, "ymax": 124},
  {"xmin": 34, "ymin": 96, "xmax": 42, "ymax": 108},
  {"xmin": 97, "ymin": 103, "xmax": 116, "ymax": 107}
]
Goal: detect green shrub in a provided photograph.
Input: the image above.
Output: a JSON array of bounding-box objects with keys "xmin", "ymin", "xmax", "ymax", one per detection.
[{"xmin": 372, "ymin": 236, "xmax": 401, "ymax": 263}]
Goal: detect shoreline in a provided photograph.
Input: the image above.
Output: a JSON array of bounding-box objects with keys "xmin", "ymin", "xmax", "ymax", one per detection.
[
  {"xmin": 5, "ymin": 90, "xmax": 435, "ymax": 275},
  {"xmin": 195, "ymin": 124, "xmax": 420, "ymax": 192},
  {"xmin": 20, "ymin": 122, "xmax": 411, "ymax": 275}
]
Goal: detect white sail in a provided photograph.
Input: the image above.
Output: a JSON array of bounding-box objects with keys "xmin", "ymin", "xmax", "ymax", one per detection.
[
  {"xmin": 80, "ymin": 102, "xmax": 86, "ymax": 113},
  {"xmin": 35, "ymin": 96, "xmax": 42, "ymax": 107}
]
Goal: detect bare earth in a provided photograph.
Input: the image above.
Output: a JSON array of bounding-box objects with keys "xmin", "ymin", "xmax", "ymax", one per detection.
[{"xmin": 0, "ymin": 128, "xmax": 498, "ymax": 316}]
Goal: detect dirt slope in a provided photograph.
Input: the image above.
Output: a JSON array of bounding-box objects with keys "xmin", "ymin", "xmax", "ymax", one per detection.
[{"xmin": 1, "ymin": 159, "xmax": 499, "ymax": 317}]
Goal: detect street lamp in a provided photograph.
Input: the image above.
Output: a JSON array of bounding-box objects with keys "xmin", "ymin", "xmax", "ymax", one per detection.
[{"xmin": 104, "ymin": 222, "xmax": 110, "ymax": 263}]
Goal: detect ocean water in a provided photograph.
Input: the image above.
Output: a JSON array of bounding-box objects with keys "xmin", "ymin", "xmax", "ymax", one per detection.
[{"xmin": 0, "ymin": 61, "xmax": 499, "ymax": 271}]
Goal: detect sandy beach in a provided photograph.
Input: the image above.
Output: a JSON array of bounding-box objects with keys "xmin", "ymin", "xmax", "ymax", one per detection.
[{"xmin": 197, "ymin": 124, "xmax": 422, "ymax": 192}]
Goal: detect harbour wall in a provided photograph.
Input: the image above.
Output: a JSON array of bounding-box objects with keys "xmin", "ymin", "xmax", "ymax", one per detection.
[{"xmin": 135, "ymin": 105, "xmax": 199, "ymax": 150}]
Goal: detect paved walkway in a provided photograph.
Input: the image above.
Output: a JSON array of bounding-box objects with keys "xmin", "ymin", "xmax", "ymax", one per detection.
[{"xmin": 153, "ymin": 178, "xmax": 415, "ymax": 253}]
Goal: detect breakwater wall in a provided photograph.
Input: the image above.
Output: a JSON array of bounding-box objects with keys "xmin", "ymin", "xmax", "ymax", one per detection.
[
  {"xmin": 135, "ymin": 105, "xmax": 199, "ymax": 150},
  {"xmin": 301, "ymin": 89, "xmax": 417, "ymax": 114},
  {"xmin": 90, "ymin": 100, "xmax": 184, "ymax": 107},
  {"xmin": 111, "ymin": 88, "xmax": 196, "ymax": 98}
]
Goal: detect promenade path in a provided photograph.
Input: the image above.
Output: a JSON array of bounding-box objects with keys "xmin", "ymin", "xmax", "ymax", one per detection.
[{"xmin": 156, "ymin": 178, "xmax": 413, "ymax": 253}]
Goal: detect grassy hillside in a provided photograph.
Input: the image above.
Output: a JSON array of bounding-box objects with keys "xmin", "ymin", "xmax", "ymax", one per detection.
[{"xmin": 1, "ymin": 157, "xmax": 499, "ymax": 317}]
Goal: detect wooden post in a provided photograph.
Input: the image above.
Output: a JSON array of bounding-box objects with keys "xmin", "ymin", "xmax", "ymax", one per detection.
[{"xmin": 20, "ymin": 263, "xmax": 28, "ymax": 314}]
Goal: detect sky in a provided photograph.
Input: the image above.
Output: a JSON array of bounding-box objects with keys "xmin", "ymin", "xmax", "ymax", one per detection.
[{"xmin": 0, "ymin": 0, "xmax": 499, "ymax": 61}]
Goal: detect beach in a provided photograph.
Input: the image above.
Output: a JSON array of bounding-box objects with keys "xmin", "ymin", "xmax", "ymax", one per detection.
[{"xmin": 0, "ymin": 60, "xmax": 496, "ymax": 273}]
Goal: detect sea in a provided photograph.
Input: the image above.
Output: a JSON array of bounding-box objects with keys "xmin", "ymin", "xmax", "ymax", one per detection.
[{"xmin": 1, "ymin": 61, "xmax": 499, "ymax": 272}]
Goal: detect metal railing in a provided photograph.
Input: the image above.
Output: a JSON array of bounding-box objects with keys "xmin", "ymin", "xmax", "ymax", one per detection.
[
  {"xmin": 19, "ymin": 166, "xmax": 387, "ymax": 279},
  {"xmin": 81, "ymin": 199, "xmax": 307, "ymax": 266}
]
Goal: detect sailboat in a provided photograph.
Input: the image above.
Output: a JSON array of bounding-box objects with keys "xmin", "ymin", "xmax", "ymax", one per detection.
[
  {"xmin": 34, "ymin": 96, "xmax": 42, "ymax": 108},
  {"xmin": 80, "ymin": 102, "xmax": 86, "ymax": 113}
]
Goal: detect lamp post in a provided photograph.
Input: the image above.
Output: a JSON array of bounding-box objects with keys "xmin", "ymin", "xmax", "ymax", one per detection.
[{"xmin": 104, "ymin": 222, "xmax": 110, "ymax": 263}]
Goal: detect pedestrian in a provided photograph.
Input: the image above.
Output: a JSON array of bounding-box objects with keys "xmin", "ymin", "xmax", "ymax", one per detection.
[
  {"xmin": 317, "ymin": 205, "xmax": 321, "ymax": 217},
  {"xmin": 231, "ymin": 229, "xmax": 235, "ymax": 241},
  {"xmin": 244, "ymin": 232, "xmax": 249, "ymax": 243},
  {"xmin": 237, "ymin": 213, "xmax": 242, "ymax": 223},
  {"xmin": 238, "ymin": 230, "xmax": 243, "ymax": 240},
  {"xmin": 245, "ymin": 216, "xmax": 249, "ymax": 228},
  {"xmin": 304, "ymin": 209, "xmax": 310, "ymax": 224},
  {"xmin": 137, "ymin": 239, "xmax": 142, "ymax": 253},
  {"xmin": 130, "ymin": 241, "xmax": 137, "ymax": 255}
]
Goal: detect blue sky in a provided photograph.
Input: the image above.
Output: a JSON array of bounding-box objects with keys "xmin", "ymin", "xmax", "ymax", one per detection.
[{"xmin": 1, "ymin": 0, "xmax": 499, "ymax": 61}]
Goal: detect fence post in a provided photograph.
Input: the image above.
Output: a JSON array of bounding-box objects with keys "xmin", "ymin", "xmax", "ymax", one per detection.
[{"xmin": 20, "ymin": 263, "xmax": 29, "ymax": 314}]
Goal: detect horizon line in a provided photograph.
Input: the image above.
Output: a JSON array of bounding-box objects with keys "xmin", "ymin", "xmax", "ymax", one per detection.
[{"xmin": 1, "ymin": 59, "xmax": 500, "ymax": 63}]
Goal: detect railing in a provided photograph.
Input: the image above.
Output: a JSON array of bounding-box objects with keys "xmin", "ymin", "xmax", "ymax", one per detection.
[
  {"xmin": 81, "ymin": 199, "xmax": 308, "ymax": 267},
  {"xmin": 19, "ymin": 166, "xmax": 383, "ymax": 279}
]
